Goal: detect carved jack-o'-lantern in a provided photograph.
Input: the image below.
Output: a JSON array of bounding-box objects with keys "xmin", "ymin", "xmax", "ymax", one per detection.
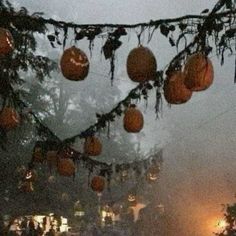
[
  {"xmin": 60, "ymin": 46, "xmax": 89, "ymax": 81},
  {"xmin": 184, "ymin": 52, "xmax": 214, "ymax": 91},
  {"xmin": 146, "ymin": 166, "xmax": 160, "ymax": 183},
  {"xmin": 123, "ymin": 105, "xmax": 144, "ymax": 133},
  {"xmin": 24, "ymin": 170, "xmax": 37, "ymax": 182},
  {"xmin": 91, "ymin": 176, "xmax": 105, "ymax": 193},
  {"xmin": 164, "ymin": 71, "xmax": 192, "ymax": 104},
  {"xmin": 128, "ymin": 194, "xmax": 137, "ymax": 206},
  {"xmin": 127, "ymin": 46, "xmax": 157, "ymax": 83},
  {"xmin": 57, "ymin": 158, "xmax": 75, "ymax": 177},
  {"xmin": 0, "ymin": 28, "xmax": 14, "ymax": 55},
  {"xmin": 0, "ymin": 107, "xmax": 20, "ymax": 130},
  {"xmin": 84, "ymin": 136, "xmax": 102, "ymax": 156}
]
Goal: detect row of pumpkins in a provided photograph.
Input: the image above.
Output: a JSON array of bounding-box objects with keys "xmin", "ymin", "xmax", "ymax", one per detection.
[{"xmin": 0, "ymin": 27, "xmax": 213, "ymax": 90}]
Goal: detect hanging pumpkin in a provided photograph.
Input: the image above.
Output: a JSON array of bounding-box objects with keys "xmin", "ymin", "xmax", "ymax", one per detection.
[
  {"xmin": 0, "ymin": 28, "xmax": 14, "ymax": 55},
  {"xmin": 0, "ymin": 107, "xmax": 20, "ymax": 130},
  {"xmin": 127, "ymin": 46, "xmax": 157, "ymax": 83},
  {"xmin": 128, "ymin": 194, "xmax": 137, "ymax": 207},
  {"xmin": 123, "ymin": 105, "xmax": 144, "ymax": 133},
  {"xmin": 84, "ymin": 136, "xmax": 102, "ymax": 156},
  {"xmin": 91, "ymin": 176, "xmax": 105, "ymax": 193},
  {"xmin": 163, "ymin": 71, "xmax": 192, "ymax": 104},
  {"xmin": 57, "ymin": 158, "xmax": 75, "ymax": 177},
  {"xmin": 24, "ymin": 170, "xmax": 37, "ymax": 182},
  {"xmin": 60, "ymin": 46, "xmax": 89, "ymax": 81},
  {"xmin": 184, "ymin": 52, "xmax": 214, "ymax": 91},
  {"xmin": 146, "ymin": 165, "xmax": 160, "ymax": 183}
]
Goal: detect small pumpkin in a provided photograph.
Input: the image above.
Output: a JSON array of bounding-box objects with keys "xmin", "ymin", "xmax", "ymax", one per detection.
[
  {"xmin": 91, "ymin": 176, "xmax": 105, "ymax": 193},
  {"xmin": 123, "ymin": 105, "xmax": 144, "ymax": 133},
  {"xmin": 57, "ymin": 158, "xmax": 75, "ymax": 177},
  {"xmin": 84, "ymin": 136, "xmax": 102, "ymax": 156},
  {"xmin": 184, "ymin": 52, "xmax": 214, "ymax": 91},
  {"xmin": 0, "ymin": 107, "xmax": 20, "ymax": 130},
  {"xmin": 146, "ymin": 166, "xmax": 160, "ymax": 183},
  {"xmin": 0, "ymin": 28, "xmax": 14, "ymax": 55},
  {"xmin": 164, "ymin": 71, "xmax": 192, "ymax": 104},
  {"xmin": 127, "ymin": 46, "xmax": 157, "ymax": 83},
  {"xmin": 60, "ymin": 46, "xmax": 89, "ymax": 81},
  {"xmin": 128, "ymin": 194, "xmax": 137, "ymax": 206}
]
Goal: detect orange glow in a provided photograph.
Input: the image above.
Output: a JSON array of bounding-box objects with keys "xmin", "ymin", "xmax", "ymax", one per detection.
[{"xmin": 216, "ymin": 219, "xmax": 227, "ymax": 230}]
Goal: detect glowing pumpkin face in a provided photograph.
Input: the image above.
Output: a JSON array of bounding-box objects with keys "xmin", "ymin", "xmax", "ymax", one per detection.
[{"xmin": 60, "ymin": 46, "xmax": 89, "ymax": 81}]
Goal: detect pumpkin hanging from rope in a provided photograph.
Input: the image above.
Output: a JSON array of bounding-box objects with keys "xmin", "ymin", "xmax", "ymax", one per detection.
[
  {"xmin": 126, "ymin": 46, "xmax": 157, "ymax": 83},
  {"xmin": 163, "ymin": 71, "xmax": 192, "ymax": 104},
  {"xmin": 60, "ymin": 46, "xmax": 89, "ymax": 81},
  {"xmin": 57, "ymin": 158, "xmax": 75, "ymax": 177},
  {"xmin": 184, "ymin": 52, "xmax": 214, "ymax": 91},
  {"xmin": 84, "ymin": 136, "xmax": 102, "ymax": 156},
  {"xmin": 0, "ymin": 28, "xmax": 14, "ymax": 55},
  {"xmin": 123, "ymin": 105, "xmax": 144, "ymax": 133},
  {"xmin": 0, "ymin": 107, "xmax": 20, "ymax": 131},
  {"xmin": 91, "ymin": 176, "xmax": 105, "ymax": 193}
]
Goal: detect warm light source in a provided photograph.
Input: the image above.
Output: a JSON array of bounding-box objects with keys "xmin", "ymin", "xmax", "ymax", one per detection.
[{"xmin": 216, "ymin": 219, "xmax": 227, "ymax": 230}]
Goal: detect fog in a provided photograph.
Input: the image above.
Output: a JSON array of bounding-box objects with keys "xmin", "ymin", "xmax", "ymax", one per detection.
[{"xmin": 8, "ymin": 0, "xmax": 236, "ymax": 235}]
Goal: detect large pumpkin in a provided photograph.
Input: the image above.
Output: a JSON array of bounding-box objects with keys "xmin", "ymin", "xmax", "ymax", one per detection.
[
  {"xmin": 0, "ymin": 107, "xmax": 20, "ymax": 130},
  {"xmin": 57, "ymin": 158, "xmax": 75, "ymax": 177},
  {"xmin": 0, "ymin": 28, "xmax": 14, "ymax": 55},
  {"xmin": 184, "ymin": 53, "xmax": 214, "ymax": 91},
  {"xmin": 127, "ymin": 46, "xmax": 157, "ymax": 83},
  {"xmin": 164, "ymin": 71, "xmax": 192, "ymax": 104},
  {"xmin": 91, "ymin": 176, "xmax": 105, "ymax": 193},
  {"xmin": 84, "ymin": 136, "xmax": 102, "ymax": 156},
  {"xmin": 123, "ymin": 105, "xmax": 144, "ymax": 133},
  {"xmin": 60, "ymin": 46, "xmax": 89, "ymax": 81}
]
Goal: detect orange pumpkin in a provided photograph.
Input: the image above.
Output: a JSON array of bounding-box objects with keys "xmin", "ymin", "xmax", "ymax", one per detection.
[
  {"xmin": 0, "ymin": 107, "xmax": 20, "ymax": 130},
  {"xmin": 123, "ymin": 105, "xmax": 144, "ymax": 133},
  {"xmin": 0, "ymin": 28, "xmax": 14, "ymax": 55},
  {"xmin": 84, "ymin": 136, "xmax": 102, "ymax": 156},
  {"xmin": 184, "ymin": 53, "xmax": 214, "ymax": 91},
  {"xmin": 57, "ymin": 158, "xmax": 75, "ymax": 177},
  {"xmin": 164, "ymin": 71, "xmax": 192, "ymax": 104},
  {"xmin": 127, "ymin": 46, "xmax": 157, "ymax": 83},
  {"xmin": 91, "ymin": 176, "xmax": 105, "ymax": 193},
  {"xmin": 60, "ymin": 46, "xmax": 89, "ymax": 81}
]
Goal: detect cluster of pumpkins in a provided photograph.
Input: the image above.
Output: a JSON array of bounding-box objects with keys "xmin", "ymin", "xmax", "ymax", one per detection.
[{"xmin": 32, "ymin": 139, "xmax": 106, "ymax": 193}]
